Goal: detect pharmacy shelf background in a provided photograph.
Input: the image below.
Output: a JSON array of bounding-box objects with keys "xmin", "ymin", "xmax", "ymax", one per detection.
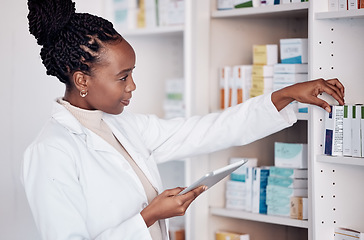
[{"xmin": 110, "ymin": 1, "xmax": 364, "ymax": 240}]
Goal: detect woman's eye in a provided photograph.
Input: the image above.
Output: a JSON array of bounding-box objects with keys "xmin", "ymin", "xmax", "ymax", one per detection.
[{"xmin": 120, "ymin": 75, "xmax": 128, "ymax": 81}]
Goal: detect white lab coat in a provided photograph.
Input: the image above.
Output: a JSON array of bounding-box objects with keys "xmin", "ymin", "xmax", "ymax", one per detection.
[{"xmin": 22, "ymin": 93, "xmax": 297, "ymax": 240}]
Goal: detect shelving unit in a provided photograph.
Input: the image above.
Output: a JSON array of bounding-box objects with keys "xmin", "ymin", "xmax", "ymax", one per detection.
[{"xmin": 310, "ymin": 1, "xmax": 364, "ymax": 240}]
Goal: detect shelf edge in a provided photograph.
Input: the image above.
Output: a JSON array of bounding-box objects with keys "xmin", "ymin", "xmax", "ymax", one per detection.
[{"xmin": 210, "ymin": 207, "xmax": 309, "ymax": 229}]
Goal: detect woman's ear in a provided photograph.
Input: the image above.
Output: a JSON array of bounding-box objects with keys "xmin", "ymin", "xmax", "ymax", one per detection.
[{"xmin": 72, "ymin": 71, "xmax": 88, "ymax": 92}]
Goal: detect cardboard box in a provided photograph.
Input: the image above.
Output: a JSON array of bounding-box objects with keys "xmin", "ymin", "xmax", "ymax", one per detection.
[
  {"xmin": 269, "ymin": 167, "xmax": 308, "ymax": 179},
  {"xmin": 343, "ymin": 105, "xmax": 353, "ymax": 156},
  {"xmin": 273, "ymin": 63, "xmax": 308, "ymax": 74},
  {"xmin": 253, "ymin": 44, "xmax": 278, "ymax": 65},
  {"xmin": 290, "ymin": 197, "xmax": 308, "ymax": 220},
  {"xmin": 274, "ymin": 142, "xmax": 308, "ymax": 168},
  {"xmin": 252, "ymin": 167, "xmax": 270, "ymax": 214},
  {"xmin": 352, "ymin": 105, "xmax": 362, "ymax": 157},
  {"xmin": 233, "ymin": 65, "xmax": 252, "ymax": 104},
  {"xmin": 280, "ymin": 38, "xmax": 308, "ymax": 64},
  {"xmin": 216, "ymin": 231, "xmax": 250, "ymax": 240},
  {"xmin": 219, "ymin": 66, "xmax": 231, "ymax": 109},
  {"xmin": 324, "ymin": 105, "xmax": 344, "ymax": 156},
  {"xmin": 268, "ymin": 176, "xmax": 308, "ymax": 188},
  {"xmin": 266, "ymin": 185, "xmax": 308, "ymax": 198}
]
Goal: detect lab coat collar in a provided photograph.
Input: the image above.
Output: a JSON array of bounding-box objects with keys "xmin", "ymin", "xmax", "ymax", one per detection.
[{"xmin": 51, "ymin": 99, "xmax": 161, "ymax": 192}]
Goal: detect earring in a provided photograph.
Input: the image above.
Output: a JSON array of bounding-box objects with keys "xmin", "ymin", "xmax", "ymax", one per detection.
[{"xmin": 80, "ymin": 89, "xmax": 88, "ymax": 98}]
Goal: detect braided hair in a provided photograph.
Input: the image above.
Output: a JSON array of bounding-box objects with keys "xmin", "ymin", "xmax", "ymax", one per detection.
[{"xmin": 27, "ymin": 0, "xmax": 122, "ymax": 85}]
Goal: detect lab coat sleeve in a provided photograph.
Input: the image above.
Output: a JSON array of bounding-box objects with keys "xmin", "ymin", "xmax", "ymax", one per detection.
[
  {"xmin": 134, "ymin": 93, "xmax": 297, "ymax": 162},
  {"xmin": 22, "ymin": 141, "xmax": 152, "ymax": 240}
]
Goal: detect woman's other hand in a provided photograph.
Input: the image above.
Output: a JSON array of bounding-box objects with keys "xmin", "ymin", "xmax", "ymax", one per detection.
[
  {"xmin": 271, "ymin": 78, "xmax": 345, "ymax": 113},
  {"xmin": 140, "ymin": 186, "xmax": 206, "ymax": 227}
]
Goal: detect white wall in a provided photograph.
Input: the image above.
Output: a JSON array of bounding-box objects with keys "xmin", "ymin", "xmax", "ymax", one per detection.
[{"xmin": 0, "ymin": 0, "xmax": 108, "ymax": 239}]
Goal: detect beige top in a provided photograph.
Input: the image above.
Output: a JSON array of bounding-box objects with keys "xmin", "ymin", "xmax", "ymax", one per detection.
[{"xmin": 58, "ymin": 99, "xmax": 162, "ymax": 240}]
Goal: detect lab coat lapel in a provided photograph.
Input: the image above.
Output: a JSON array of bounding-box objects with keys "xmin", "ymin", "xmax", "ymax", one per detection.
[{"xmin": 104, "ymin": 117, "xmax": 161, "ymax": 192}]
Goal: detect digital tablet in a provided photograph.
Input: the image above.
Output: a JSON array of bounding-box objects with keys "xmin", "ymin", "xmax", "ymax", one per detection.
[{"xmin": 178, "ymin": 159, "xmax": 248, "ymax": 195}]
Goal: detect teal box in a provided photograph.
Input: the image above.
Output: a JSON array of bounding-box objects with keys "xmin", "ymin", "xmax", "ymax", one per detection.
[{"xmin": 274, "ymin": 142, "xmax": 308, "ymax": 168}]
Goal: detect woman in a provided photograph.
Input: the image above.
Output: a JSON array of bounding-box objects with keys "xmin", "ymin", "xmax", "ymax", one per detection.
[{"xmin": 23, "ymin": 0, "xmax": 345, "ymax": 239}]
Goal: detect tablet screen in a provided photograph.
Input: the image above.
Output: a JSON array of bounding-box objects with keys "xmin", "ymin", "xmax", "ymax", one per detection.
[{"xmin": 178, "ymin": 159, "xmax": 248, "ymax": 195}]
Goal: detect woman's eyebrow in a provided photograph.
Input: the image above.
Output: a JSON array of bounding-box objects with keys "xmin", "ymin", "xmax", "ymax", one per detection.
[{"xmin": 116, "ymin": 66, "xmax": 135, "ymax": 76}]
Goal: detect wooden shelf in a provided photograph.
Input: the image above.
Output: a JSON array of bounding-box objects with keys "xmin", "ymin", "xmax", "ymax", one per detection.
[
  {"xmin": 210, "ymin": 207, "xmax": 309, "ymax": 229},
  {"xmin": 315, "ymin": 9, "xmax": 364, "ymax": 20},
  {"xmin": 118, "ymin": 25, "xmax": 184, "ymax": 37},
  {"xmin": 212, "ymin": 2, "xmax": 309, "ymax": 18},
  {"xmin": 317, "ymin": 155, "xmax": 364, "ymax": 166}
]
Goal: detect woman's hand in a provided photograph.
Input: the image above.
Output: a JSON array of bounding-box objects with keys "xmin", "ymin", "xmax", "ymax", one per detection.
[
  {"xmin": 140, "ymin": 186, "xmax": 206, "ymax": 227},
  {"xmin": 271, "ymin": 78, "xmax": 345, "ymax": 113}
]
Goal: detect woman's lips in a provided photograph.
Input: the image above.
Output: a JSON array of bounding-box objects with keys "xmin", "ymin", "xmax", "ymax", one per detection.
[{"xmin": 121, "ymin": 99, "xmax": 130, "ymax": 106}]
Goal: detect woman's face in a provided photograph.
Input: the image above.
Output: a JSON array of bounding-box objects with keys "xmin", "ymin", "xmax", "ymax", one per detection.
[{"xmin": 81, "ymin": 39, "xmax": 137, "ymax": 115}]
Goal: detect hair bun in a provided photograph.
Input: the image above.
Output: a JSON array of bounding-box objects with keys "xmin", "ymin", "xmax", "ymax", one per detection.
[{"xmin": 27, "ymin": 0, "xmax": 76, "ymax": 45}]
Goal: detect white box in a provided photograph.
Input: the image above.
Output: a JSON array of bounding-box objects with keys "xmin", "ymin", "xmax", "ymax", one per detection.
[
  {"xmin": 226, "ymin": 180, "xmax": 246, "ymax": 200},
  {"xmin": 324, "ymin": 105, "xmax": 344, "ymax": 156},
  {"xmin": 274, "ymin": 142, "xmax": 308, "ymax": 168},
  {"xmin": 280, "ymin": 38, "xmax": 308, "ymax": 64},
  {"xmin": 273, "ymin": 73, "xmax": 308, "ymax": 84},
  {"xmin": 352, "ymin": 105, "xmax": 362, "ymax": 157},
  {"xmin": 334, "ymin": 228, "xmax": 363, "ymax": 240},
  {"xmin": 251, "ymin": 76, "xmax": 273, "ymax": 90},
  {"xmin": 329, "ymin": 0, "xmax": 339, "ymax": 11},
  {"xmin": 245, "ymin": 167, "xmax": 254, "ymax": 212},
  {"xmin": 343, "ymin": 105, "xmax": 353, "ymax": 156},
  {"xmin": 217, "ymin": 0, "xmax": 234, "ymax": 9},
  {"xmin": 338, "ymin": 0, "xmax": 348, "ymax": 10},
  {"xmin": 273, "ymin": 63, "xmax": 308, "ymax": 74},
  {"xmin": 253, "ymin": 44, "xmax": 278, "ymax": 65},
  {"xmin": 233, "ymin": 65, "xmax": 252, "ymax": 104},
  {"xmin": 348, "ymin": 0, "xmax": 359, "ymax": 9}
]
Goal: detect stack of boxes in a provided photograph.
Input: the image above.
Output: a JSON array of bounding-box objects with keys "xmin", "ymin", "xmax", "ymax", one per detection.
[
  {"xmin": 250, "ymin": 44, "xmax": 278, "ymax": 98},
  {"xmin": 225, "ymin": 158, "xmax": 257, "ymax": 211},
  {"xmin": 325, "ymin": 105, "xmax": 364, "ymax": 158},
  {"xmin": 265, "ymin": 142, "xmax": 308, "ymax": 219},
  {"xmin": 273, "ymin": 38, "xmax": 309, "ymax": 113}
]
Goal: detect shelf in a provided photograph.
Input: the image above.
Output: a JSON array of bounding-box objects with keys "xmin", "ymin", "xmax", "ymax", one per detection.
[
  {"xmin": 315, "ymin": 9, "xmax": 364, "ymax": 20},
  {"xmin": 118, "ymin": 25, "xmax": 184, "ymax": 37},
  {"xmin": 317, "ymin": 155, "xmax": 364, "ymax": 166},
  {"xmin": 211, "ymin": 2, "xmax": 309, "ymax": 18},
  {"xmin": 210, "ymin": 207, "xmax": 309, "ymax": 229}
]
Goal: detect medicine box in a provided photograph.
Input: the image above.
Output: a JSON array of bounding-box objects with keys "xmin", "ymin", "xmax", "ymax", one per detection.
[
  {"xmin": 267, "ymin": 205, "xmax": 290, "ymax": 217},
  {"xmin": 234, "ymin": 0, "xmax": 253, "ymax": 8},
  {"xmin": 290, "ymin": 197, "xmax": 308, "ymax": 220},
  {"xmin": 269, "ymin": 167, "xmax": 308, "ymax": 179},
  {"xmin": 230, "ymin": 157, "xmax": 258, "ymax": 182},
  {"xmin": 352, "ymin": 105, "xmax": 362, "ymax": 157},
  {"xmin": 216, "ymin": 231, "xmax": 250, "ymax": 240},
  {"xmin": 252, "ymin": 65, "xmax": 274, "ymax": 77},
  {"xmin": 266, "ymin": 185, "xmax": 308, "ymax": 198},
  {"xmin": 245, "ymin": 167, "xmax": 254, "ymax": 212},
  {"xmin": 252, "ymin": 167, "xmax": 270, "ymax": 214},
  {"xmin": 334, "ymin": 227, "xmax": 364, "ymax": 240},
  {"xmin": 324, "ymin": 105, "xmax": 344, "ymax": 156},
  {"xmin": 280, "ymin": 38, "xmax": 308, "ymax": 64},
  {"xmin": 219, "ymin": 66, "xmax": 231, "ymax": 109},
  {"xmin": 253, "ymin": 44, "xmax": 278, "ymax": 65},
  {"xmin": 329, "ymin": 0, "xmax": 339, "ymax": 11},
  {"xmin": 338, "ymin": 0, "xmax": 348, "ymax": 10},
  {"xmin": 273, "ymin": 63, "xmax": 308, "ymax": 74},
  {"xmin": 274, "ymin": 142, "xmax": 308, "ymax": 168},
  {"xmin": 233, "ymin": 65, "xmax": 252, "ymax": 104},
  {"xmin": 267, "ymin": 176, "xmax": 308, "ymax": 188},
  {"xmin": 343, "ymin": 105, "xmax": 352, "ymax": 156},
  {"xmin": 273, "ymin": 73, "xmax": 308, "ymax": 84}
]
